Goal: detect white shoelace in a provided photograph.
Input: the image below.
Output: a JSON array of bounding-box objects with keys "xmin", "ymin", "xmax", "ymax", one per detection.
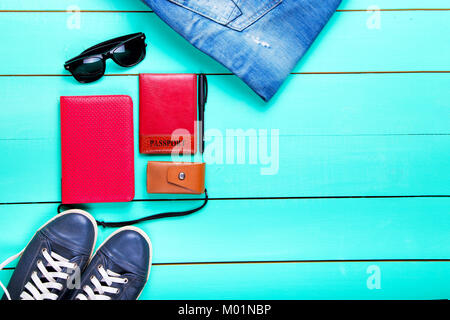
[
  {"xmin": 76, "ymin": 265, "xmax": 127, "ymax": 300},
  {"xmin": 0, "ymin": 248, "xmax": 76, "ymax": 300}
]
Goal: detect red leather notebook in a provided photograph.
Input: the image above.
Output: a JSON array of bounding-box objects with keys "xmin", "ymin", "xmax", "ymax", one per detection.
[
  {"xmin": 139, "ymin": 73, "xmax": 197, "ymax": 154},
  {"xmin": 60, "ymin": 95, "xmax": 135, "ymax": 204}
]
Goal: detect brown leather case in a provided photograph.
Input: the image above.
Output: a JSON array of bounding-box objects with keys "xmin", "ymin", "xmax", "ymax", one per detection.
[{"xmin": 147, "ymin": 161, "xmax": 205, "ymax": 194}]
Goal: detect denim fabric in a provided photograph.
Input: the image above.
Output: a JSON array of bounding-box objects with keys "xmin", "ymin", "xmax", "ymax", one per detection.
[{"xmin": 143, "ymin": 0, "xmax": 341, "ymax": 101}]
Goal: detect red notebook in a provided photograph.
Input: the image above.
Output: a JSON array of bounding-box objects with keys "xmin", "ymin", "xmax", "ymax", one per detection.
[
  {"xmin": 139, "ymin": 73, "xmax": 197, "ymax": 154},
  {"xmin": 60, "ymin": 95, "xmax": 135, "ymax": 204}
]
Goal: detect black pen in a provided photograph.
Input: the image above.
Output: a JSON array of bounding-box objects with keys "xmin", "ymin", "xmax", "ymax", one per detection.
[{"xmin": 198, "ymin": 74, "xmax": 208, "ymax": 154}]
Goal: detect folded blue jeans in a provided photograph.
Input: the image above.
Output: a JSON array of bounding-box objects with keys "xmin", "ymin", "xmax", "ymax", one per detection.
[{"xmin": 143, "ymin": 0, "xmax": 341, "ymax": 101}]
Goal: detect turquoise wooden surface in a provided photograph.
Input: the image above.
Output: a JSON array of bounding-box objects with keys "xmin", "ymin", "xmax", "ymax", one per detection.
[
  {"xmin": 1, "ymin": 75, "xmax": 449, "ymax": 137},
  {"xmin": 1, "ymin": 133, "xmax": 449, "ymax": 202},
  {"xmin": 0, "ymin": 75, "xmax": 449, "ymax": 202},
  {"xmin": 1, "ymin": 0, "xmax": 449, "ymax": 10},
  {"xmin": 1, "ymin": 262, "xmax": 449, "ymax": 299},
  {"xmin": 1, "ymin": 11, "xmax": 449, "ymax": 75},
  {"xmin": 0, "ymin": 0, "xmax": 449, "ymax": 300},
  {"xmin": 0, "ymin": 198, "xmax": 449, "ymax": 264}
]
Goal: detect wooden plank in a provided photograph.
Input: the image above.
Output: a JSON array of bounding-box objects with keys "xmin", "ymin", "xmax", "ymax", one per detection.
[
  {"xmin": 1, "ymin": 75, "xmax": 449, "ymax": 139},
  {"xmin": 0, "ymin": 198, "xmax": 448, "ymax": 263},
  {"xmin": 1, "ymin": 134, "xmax": 448, "ymax": 202},
  {"xmin": 0, "ymin": 76, "xmax": 449, "ymax": 202},
  {"xmin": 207, "ymin": 74, "xmax": 450, "ymax": 135},
  {"xmin": 340, "ymin": 0, "xmax": 450, "ymax": 10},
  {"xmin": 1, "ymin": 261, "xmax": 449, "ymax": 299},
  {"xmin": 142, "ymin": 262, "xmax": 450, "ymax": 299},
  {"xmin": 0, "ymin": 12, "xmax": 449, "ymax": 75},
  {"xmin": 0, "ymin": 0, "xmax": 152, "ymax": 11},
  {"xmin": 0, "ymin": 0, "xmax": 448, "ymax": 11}
]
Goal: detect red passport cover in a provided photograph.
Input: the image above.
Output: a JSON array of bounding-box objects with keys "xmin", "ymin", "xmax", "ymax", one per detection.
[
  {"xmin": 60, "ymin": 95, "xmax": 135, "ymax": 204},
  {"xmin": 139, "ymin": 73, "xmax": 197, "ymax": 154}
]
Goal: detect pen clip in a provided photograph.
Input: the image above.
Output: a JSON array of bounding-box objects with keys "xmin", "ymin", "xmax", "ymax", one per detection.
[{"xmin": 202, "ymin": 74, "xmax": 208, "ymax": 108}]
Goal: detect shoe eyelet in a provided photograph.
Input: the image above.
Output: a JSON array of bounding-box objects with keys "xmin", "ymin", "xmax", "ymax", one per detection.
[
  {"xmin": 72, "ymin": 262, "xmax": 78, "ymax": 269},
  {"xmin": 41, "ymin": 248, "xmax": 47, "ymax": 254},
  {"xmin": 90, "ymin": 275, "xmax": 95, "ymax": 280},
  {"xmin": 123, "ymin": 278, "xmax": 128, "ymax": 284},
  {"xmin": 115, "ymin": 288, "xmax": 120, "ymax": 294},
  {"xmin": 97, "ymin": 264, "xmax": 103, "ymax": 270}
]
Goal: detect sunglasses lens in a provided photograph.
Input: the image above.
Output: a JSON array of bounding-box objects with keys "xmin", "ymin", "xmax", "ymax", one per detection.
[
  {"xmin": 70, "ymin": 56, "xmax": 104, "ymax": 83},
  {"xmin": 112, "ymin": 37, "xmax": 146, "ymax": 67}
]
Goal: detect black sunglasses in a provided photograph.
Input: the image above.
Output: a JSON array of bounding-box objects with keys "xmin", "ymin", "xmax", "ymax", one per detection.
[{"xmin": 64, "ymin": 32, "xmax": 147, "ymax": 83}]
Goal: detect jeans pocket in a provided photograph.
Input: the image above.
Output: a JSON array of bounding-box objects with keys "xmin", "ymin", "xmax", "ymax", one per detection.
[
  {"xmin": 227, "ymin": 0, "xmax": 283, "ymax": 31},
  {"xmin": 167, "ymin": 0, "xmax": 242, "ymax": 25},
  {"xmin": 168, "ymin": 0, "xmax": 282, "ymax": 31}
]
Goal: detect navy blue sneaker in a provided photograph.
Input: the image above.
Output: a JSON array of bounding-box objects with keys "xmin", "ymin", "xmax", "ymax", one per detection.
[
  {"xmin": 68, "ymin": 226, "xmax": 152, "ymax": 300},
  {"xmin": 0, "ymin": 209, "xmax": 97, "ymax": 300}
]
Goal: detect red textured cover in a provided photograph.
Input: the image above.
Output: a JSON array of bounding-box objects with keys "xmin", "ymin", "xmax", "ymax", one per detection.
[
  {"xmin": 139, "ymin": 73, "xmax": 197, "ymax": 154},
  {"xmin": 60, "ymin": 95, "xmax": 135, "ymax": 204}
]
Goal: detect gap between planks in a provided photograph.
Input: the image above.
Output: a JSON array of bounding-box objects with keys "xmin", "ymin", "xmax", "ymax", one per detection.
[
  {"xmin": 1, "ymin": 195, "xmax": 449, "ymax": 206},
  {"xmin": 0, "ymin": 71, "xmax": 450, "ymax": 77},
  {"xmin": 1, "ymin": 258, "xmax": 450, "ymax": 271}
]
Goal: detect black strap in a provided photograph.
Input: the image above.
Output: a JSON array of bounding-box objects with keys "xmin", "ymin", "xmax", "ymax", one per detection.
[{"xmin": 57, "ymin": 189, "xmax": 208, "ymax": 228}]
